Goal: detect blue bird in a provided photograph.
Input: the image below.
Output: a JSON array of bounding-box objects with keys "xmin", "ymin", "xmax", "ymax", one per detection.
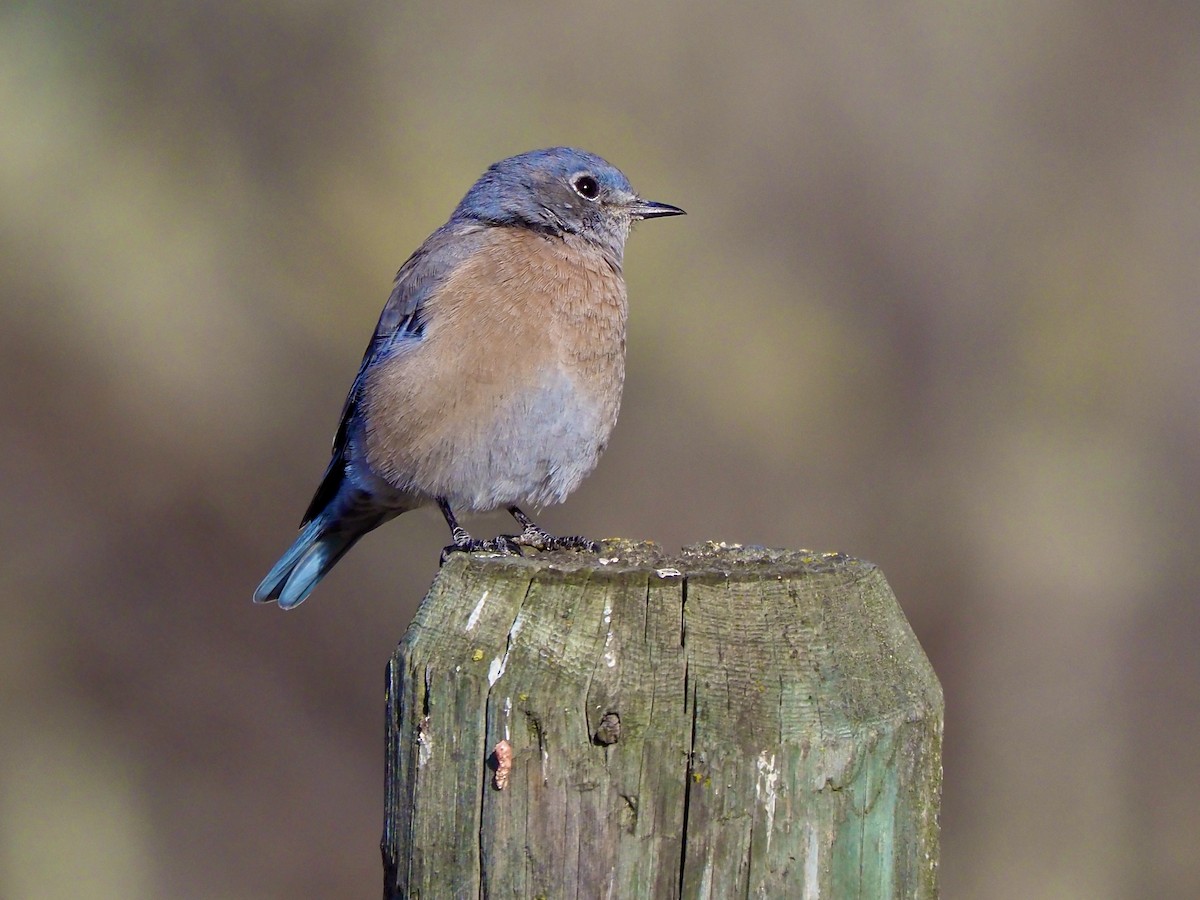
[{"xmin": 254, "ymin": 148, "xmax": 684, "ymax": 608}]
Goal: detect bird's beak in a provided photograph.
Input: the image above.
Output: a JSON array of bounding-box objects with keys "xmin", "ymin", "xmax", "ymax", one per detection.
[{"xmin": 629, "ymin": 199, "xmax": 686, "ymax": 220}]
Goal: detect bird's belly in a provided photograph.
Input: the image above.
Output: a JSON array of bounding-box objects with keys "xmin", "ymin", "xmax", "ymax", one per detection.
[
  {"xmin": 362, "ymin": 363, "xmax": 620, "ymax": 512},
  {"xmin": 448, "ymin": 370, "xmax": 616, "ymax": 510}
]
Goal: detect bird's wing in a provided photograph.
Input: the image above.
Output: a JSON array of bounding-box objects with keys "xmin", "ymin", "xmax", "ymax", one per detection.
[{"xmin": 301, "ymin": 223, "xmax": 488, "ymax": 524}]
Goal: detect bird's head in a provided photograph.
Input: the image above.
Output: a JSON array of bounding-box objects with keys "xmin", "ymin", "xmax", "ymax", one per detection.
[{"xmin": 452, "ymin": 147, "xmax": 684, "ymax": 265}]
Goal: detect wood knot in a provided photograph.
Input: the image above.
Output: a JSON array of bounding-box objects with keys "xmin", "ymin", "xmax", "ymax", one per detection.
[
  {"xmin": 489, "ymin": 739, "xmax": 513, "ymax": 790},
  {"xmin": 593, "ymin": 712, "xmax": 621, "ymax": 745}
]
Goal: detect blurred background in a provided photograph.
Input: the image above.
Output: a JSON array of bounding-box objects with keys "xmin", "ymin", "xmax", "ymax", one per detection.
[{"xmin": 2, "ymin": 1, "xmax": 1198, "ymax": 897}]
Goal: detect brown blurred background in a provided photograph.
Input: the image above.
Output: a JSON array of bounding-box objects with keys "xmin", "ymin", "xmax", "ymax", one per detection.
[{"xmin": 2, "ymin": 2, "xmax": 1198, "ymax": 897}]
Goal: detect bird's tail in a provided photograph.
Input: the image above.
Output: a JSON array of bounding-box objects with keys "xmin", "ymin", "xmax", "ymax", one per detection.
[
  {"xmin": 253, "ymin": 494, "xmax": 398, "ymax": 609},
  {"xmin": 253, "ymin": 516, "xmax": 358, "ymax": 609}
]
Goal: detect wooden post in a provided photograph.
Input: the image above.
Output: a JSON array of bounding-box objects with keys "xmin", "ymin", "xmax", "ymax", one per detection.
[{"xmin": 382, "ymin": 541, "xmax": 942, "ymax": 898}]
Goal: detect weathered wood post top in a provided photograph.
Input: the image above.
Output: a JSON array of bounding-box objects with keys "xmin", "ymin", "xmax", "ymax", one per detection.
[{"xmin": 383, "ymin": 541, "xmax": 942, "ymax": 898}]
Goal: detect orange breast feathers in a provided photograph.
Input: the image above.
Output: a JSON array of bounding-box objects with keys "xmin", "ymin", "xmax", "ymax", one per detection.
[{"xmin": 359, "ymin": 226, "xmax": 629, "ymax": 506}]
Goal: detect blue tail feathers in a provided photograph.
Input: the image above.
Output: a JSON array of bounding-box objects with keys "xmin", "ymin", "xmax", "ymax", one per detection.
[{"xmin": 253, "ymin": 516, "xmax": 367, "ymax": 609}]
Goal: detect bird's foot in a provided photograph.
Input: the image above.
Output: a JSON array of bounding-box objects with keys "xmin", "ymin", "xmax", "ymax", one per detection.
[
  {"xmin": 440, "ymin": 529, "xmax": 523, "ymax": 566},
  {"xmin": 504, "ymin": 505, "xmax": 599, "ymax": 554},
  {"xmin": 512, "ymin": 524, "xmax": 600, "ymax": 554}
]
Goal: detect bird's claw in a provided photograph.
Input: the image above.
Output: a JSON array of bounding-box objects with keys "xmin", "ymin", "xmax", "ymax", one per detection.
[
  {"xmin": 440, "ymin": 534, "xmax": 524, "ymax": 566},
  {"xmin": 512, "ymin": 525, "xmax": 600, "ymax": 554}
]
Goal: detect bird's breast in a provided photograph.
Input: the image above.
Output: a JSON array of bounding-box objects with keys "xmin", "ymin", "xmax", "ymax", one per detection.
[{"xmin": 360, "ymin": 227, "xmax": 628, "ymax": 509}]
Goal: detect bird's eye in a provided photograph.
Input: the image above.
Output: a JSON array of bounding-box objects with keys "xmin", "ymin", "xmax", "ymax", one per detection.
[{"xmin": 572, "ymin": 174, "xmax": 600, "ymax": 200}]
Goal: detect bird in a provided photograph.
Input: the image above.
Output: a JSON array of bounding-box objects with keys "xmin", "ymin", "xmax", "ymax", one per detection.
[{"xmin": 254, "ymin": 147, "xmax": 684, "ymax": 609}]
